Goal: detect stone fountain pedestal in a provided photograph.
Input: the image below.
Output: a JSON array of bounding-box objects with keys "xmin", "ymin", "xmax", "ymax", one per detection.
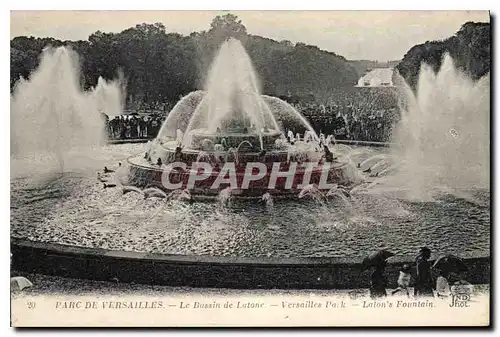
[{"xmin": 187, "ymin": 128, "xmax": 282, "ymax": 151}]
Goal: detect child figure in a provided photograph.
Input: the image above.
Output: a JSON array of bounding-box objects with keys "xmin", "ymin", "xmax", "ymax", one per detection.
[{"xmin": 392, "ymin": 264, "xmax": 411, "ymax": 297}]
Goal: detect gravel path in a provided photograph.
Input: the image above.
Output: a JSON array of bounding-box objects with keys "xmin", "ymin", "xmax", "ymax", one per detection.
[{"xmin": 11, "ymin": 271, "xmax": 489, "ymax": 298}]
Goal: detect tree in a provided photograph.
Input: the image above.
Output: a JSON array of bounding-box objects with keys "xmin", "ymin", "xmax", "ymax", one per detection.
[
  {"xmin": 10, "ymin": 16, "xmax": 364, "ymax": 106},
  {"xmin": 397, "ymin": 21, "xmax": 490, "ymax": 90},
  {"xmin": 208, "ymin": 13, "xmax": 247, "ymax": 42}
]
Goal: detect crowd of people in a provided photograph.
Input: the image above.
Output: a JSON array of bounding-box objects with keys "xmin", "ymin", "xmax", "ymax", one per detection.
[
  {"xmin": 106, "ymin": 114, "xmax": 166, "ymax": 140},
  {"xmin": 367, "ymin": 247, "xmax": 471, "ymax": 299},
  {"xmin": 106, "ymin": 88, "xmax": 402, "ymax": 142},
  {"xmin": 292, "ymin": 88, "xmax": 401, "ymax": 142}
]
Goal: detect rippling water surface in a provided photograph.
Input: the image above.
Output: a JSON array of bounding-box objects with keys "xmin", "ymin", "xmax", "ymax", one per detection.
[{"xmin": 11, "ymin": 143, "xmax": 490, "ymax": 259}]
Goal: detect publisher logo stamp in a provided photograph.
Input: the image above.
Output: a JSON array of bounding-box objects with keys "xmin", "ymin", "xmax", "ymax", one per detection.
[{"xmin": 449, "ymin": 284, "xmax": 472, "ymax": 308}]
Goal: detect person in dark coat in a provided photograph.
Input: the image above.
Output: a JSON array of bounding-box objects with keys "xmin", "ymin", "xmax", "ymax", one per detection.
[
  {"xmin": 414, "ymin": 247, "xmax": 434, "ymax": 297},
  {"xmin": 321, "ymin": 145, "xmax": 337, "ymax": 163},
  {"xmin": 370, "ymin": 259, "xmax": 388, "ymax": 299},
  {"xmin": 174, "ymin": 146, "xmax": 184, "ymax": 162}
]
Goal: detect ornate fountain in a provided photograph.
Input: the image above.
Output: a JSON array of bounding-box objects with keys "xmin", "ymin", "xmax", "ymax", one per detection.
[{"xmin": 126, "ymin": 39, "xmax": 358, "ymax": 198}]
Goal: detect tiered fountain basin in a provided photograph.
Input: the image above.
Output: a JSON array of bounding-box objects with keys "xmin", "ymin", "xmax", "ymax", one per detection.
[
  {"xmin": 127, "ymin": 131, "xmax": 355, "ymax": 199},
  {"xmin": 187, "ymin": 128, "xmax": 283, "ymax": 149},
  {"xmin": 119, "ymin": 37, "xmax": 361, "ymax": 199},
  {"xmin": 10, "ymin": 39, "xmax": 490, "ymax": 291},
  {"xmin": 10, "ymin": 142, "xmax": 490, "ymax": 289}
]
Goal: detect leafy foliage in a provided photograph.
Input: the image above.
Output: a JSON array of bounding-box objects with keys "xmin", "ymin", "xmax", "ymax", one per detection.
[
  {"xmin": 10, "ymin": 14, "xmax": 359, "ymax": 107},
  {"xmin": 397, "ymin": 21, "xmax": 490, "ymax": 90}
]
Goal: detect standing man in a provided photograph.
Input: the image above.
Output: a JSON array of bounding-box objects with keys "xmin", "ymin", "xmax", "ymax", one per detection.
[
  {"xmin": 370, "ymin": 259, "xmax": 388, "ymax": 299},
  {"xmin": 414, "ymin": 247, "xmax": 435, "ymax": 297}
]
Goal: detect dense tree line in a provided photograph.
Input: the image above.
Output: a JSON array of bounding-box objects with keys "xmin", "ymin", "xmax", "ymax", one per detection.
[
  {"xmin": 396, "ymin": 21, "xmax": 490, "ymax": 90},
  {"xmin": 10, "ymin": 14, "xmax": 360, "ymax": 109}
]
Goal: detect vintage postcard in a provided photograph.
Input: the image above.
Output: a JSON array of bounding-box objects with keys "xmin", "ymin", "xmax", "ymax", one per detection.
[{"xmin": 10, "ymin": 10, "xmax": 491, "ymax": 327}]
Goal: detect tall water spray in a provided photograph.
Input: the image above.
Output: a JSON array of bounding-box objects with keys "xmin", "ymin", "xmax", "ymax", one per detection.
[
  {"xmin": 390, "ymin": 54, "xmax": 490, "ymax": 200},
  {"xmin": 156, "ymin": 39, "xmax": 318, "ymax": 148},
  {"xmin": 88, "ymin": 75, "xmax": 124, "ymax": 119},
  {"xmin": 184, "ymin": 39, "xmax": 280, "ymax": 138},
  {"xmin": 11, "ymin": 46, "xmax": 123, "ymax": 176}
]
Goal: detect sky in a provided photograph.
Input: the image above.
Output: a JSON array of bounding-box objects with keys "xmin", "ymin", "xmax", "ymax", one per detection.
[{"xmin": 10, "ymin": 10, "xmax": 490, "ymax": 61}]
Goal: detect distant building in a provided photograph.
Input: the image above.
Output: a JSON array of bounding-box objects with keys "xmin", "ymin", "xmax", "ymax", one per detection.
[{"xmin": 356, "ymin": 68, "xmax": 395, "ymax": 87}]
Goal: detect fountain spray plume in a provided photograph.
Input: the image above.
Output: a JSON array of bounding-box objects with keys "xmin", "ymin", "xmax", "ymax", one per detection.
[
  {"xmin": 183, "ymin": 39, "xmax": 280, "ymax": 147},
  {"xmin": 88, "ymin": 71, "xmax": 125, "ymax": 118},
  {"xmin": 217, "ymin": 186, "xmax": 234, "ymax": 208},
  {"xmin": 11, "ymin": 46, "xmax": 124, "ymax": 177},
  {"xmin": 390, "ymin": 54, "xmax": 490, "ymax": 200},
  {"xmin": 155, "ymin": 40, "xmax": 320, "ymax": 153},
  {"xmin": 261, "ymin": 192, "xmax": 274, "ymax": 210},
  {"xmin": 298, "ymin": 184, "xmax": 327, "ymax": 203}
]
